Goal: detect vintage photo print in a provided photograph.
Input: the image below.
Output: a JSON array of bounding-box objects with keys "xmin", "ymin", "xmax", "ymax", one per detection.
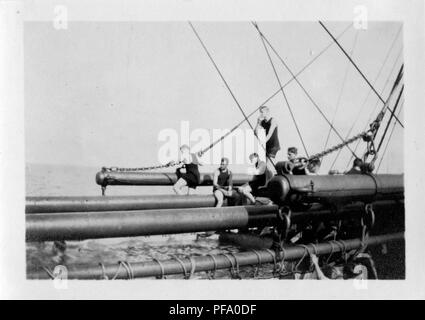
[{"xmin": 0, "ymin": 0, "xmax": 424, "ymax": 300}]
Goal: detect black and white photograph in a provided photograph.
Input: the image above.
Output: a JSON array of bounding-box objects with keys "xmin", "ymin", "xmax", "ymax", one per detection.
[{"xmin": 1, "ymin": 0, "xmax": 424, "ymax": 300}]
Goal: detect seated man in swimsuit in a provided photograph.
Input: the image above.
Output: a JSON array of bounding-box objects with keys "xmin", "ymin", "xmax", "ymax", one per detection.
[
  {"xmin": 287, "ymin": 146, "xmax": 307, "ymax": 175},
  {"xmin": 213, "ymin": 157, "xmax": 234, "ymax": 207},
  {"xmin": 170, "ymin": 145, "xmax": 202, "ymax": 195},
  {"xmin": 237, "ymin": 153, "xmax": 267, "ymax": 204},
  {"xmin": 275, "ymin": 147, "xmax": 308, "ymax": 176}
]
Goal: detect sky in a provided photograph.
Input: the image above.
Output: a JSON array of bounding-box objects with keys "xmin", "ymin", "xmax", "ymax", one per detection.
[{"xmin": 24, "ymin": 21, "xmax": 404, "ymax": 173}]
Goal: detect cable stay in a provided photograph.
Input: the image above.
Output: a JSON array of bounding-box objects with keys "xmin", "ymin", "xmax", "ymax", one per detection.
[
  {"xmin": 188, "ymin": 22, "xmax": 276, "ymax": 168},
  {"xmin": 309, "ymin": 54, "xmax": 404, "ymax": 170},
  {"xmin": 359, "ymin": 66, "xmax": 404, "ymax": 170},
  {"xmin": 376, "ymin": 101, "xmax": 403, "ymax": 173},
  {"xmin": 101, "ymin": 23, "xmax": 403, "ymax": 174},
  {"xmin": 252, "ymin": 21, "xmax": 309, "ymax": 158},
  {"xmin": 330, "ymin": 29, "xmax": 402, "ymax": 171},
  {"xmin": 323, "ymin": 30, "xmax": 360, "ymax": 152},
  {"xmin": 376, "ymin": 85, "xmax": 404, "ymax": 153},
  {"xmin": 102, "ymin": 24, "xmax": 353, "ymax": 172},
  {"xmin": 319, "ymin": 21, "xmax": 404, "ymax": 128},
  {"xmin": 347, "ymin": 51, "xmax": 403, "ymax": 170},
  {"xmin": 198, "ymin": 23, "xmax": 352, "ymax": 156},
  {"xmin": 252, "ymin": 22, "xmax": 359, "ymax": 159}
]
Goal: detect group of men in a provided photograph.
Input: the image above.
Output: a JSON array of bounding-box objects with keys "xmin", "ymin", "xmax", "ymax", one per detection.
[{"xmin": 171, "ymin": 106, "xmax": 364, "ymax": 207}]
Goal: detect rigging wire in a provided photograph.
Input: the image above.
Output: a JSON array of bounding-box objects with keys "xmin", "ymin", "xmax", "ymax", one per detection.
[
  {"xmin": 376, "ymin": 101, "xmax": 403, "ymax": 173},
  {"xmin": 199, "ymin": 23, "xmax": 353, "ymax": 156},
  {"xmin": 252, "ymin": 21, "xmax": 309, "ymax": 157},
  {"xmin": 319, "ymin": 21, "xmax": 404, "ymax": 128},
  {"xmin": 329, "ymin": 29, "xmax": 402, "ymax": 170},
  {"xmin": 353, "ymin": 64, "xmax": 404, "ymax": 168},
  {"xmin": 188, "ymin": 21, "xmax": 276, "ymax": 167},
  {"xmin": 376, "ymin": 85, "xmax": 404, "ymax": 153},
  {"xmin": 346, "ymin": 49, "xmax": 404, "ymax": 169},
  {"xmin": 252, "ymin": 22, "xmax": 358, "ymax": 159},
  {"xmin": 323, "ymin": 30, "xmax": 360, "ymax": 152}
]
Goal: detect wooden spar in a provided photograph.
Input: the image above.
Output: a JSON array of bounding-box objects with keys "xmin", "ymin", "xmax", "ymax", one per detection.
[
  {"xmin": 26, "ymin": 205, "xmax": 278, "ymax": 242},
  {"xmin": 95, "ymin": 171, "xmax": 403, "ymax": 204},
  {"xmin": 95, "ymin": 171, "xmax": 254, "ymax": 187},
  {"xmin": 25, "ymin": 200, "xmax": 402, "ymax": 242},
  {"xmin": 27, "ymin": 174, "xmax": 404, "ymax": 213},
  {"xmin": 268, "ymin": 173, "xmax": 403, "ymax": 205},
  {"xmin": 27, "ymin": 232, "xmax": 404, "ymax": 279},
  {"xmin": 26, "ymin": 195, "xmax": 221, "ymax": 214}
]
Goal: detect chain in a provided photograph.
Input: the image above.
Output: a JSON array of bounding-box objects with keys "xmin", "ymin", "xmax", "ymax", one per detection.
[
  {"xmin": 101, "ymin": 161, "xmax": 183, "ymax": 173},
  {"xmin": 306, "ymin": 131, "xmax": 367, "ymax": 162}
]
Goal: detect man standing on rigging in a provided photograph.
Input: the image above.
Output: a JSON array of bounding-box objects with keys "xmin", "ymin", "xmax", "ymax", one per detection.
[{"xmin": 254, "ymin": 106, "xmax": 280, "ymax": 182}]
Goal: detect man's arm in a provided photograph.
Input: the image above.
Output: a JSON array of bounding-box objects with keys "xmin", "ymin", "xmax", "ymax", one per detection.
[
  {"xmin": 193, "ymin": 153, "xmax": 203, "ymax": 166},
  {"xmin": 254, "ymin": 117, "xmax": 262, "ymax": 136},
  {"xmin": 212, "ymin": 170, "xmax": 220, "ymax": 190},
  {"xmin": 228, "ymin": 171, "xmax": 233, "ymax": 191}
]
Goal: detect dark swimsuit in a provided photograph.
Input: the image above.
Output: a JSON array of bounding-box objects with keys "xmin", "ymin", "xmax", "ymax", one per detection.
[
  {"xmin": 260, "ymin": 118, "xmax": 280, "ymax": 158},
  {"xmin": 176, "ymin": 154, "xmax": 201, "ymax": 189},
  {"xmin": 213, "ymin": 168, "xmax": 231, "ymax": 192}
]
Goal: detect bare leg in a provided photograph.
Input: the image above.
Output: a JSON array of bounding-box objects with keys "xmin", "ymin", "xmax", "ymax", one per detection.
[
  {"xmin": 173, "ymin": 178, "xmax": 187, "ymax": 195},
  {"xmin": 265, "ymin": 156, "xmax": 276, "ymax": 184},
  {"xmin": 243, "ymin": 190, "xmax": 256, "ymax": 204},
  {"xmin": 240, "ymin": 185, "xmax": 255, "ymax": 204},
  {"xmin": 214, "ymin": 189, "xmax": 224, "ymax": 207}
]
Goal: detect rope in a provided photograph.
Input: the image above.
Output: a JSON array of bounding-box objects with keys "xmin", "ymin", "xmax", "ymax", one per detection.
[
  {"xmin": 111, "ymin": 261, "xmax": 124, "ymax": 280},
  {"xmin": 120, "ymin": 261, "xmax": 134, "ymax": 280},
  {"xmin": 326, "ymin": 241, "xmax": 336, "ymax": 265},
  {"xmin": 251, "ymin": 249, "xmax": 262, "ymax": 277},
  {"xmin": 376, "ymin": 85, "xmax": 404, "ymax": 153},
  {"xmin": 277, "ymin": 246, "xmax": 289, "ymax": 275},
  {"xmin": 330, "ymin": 27, "xmax": 402, "ymax": 170},
  {"xmin": 319, "ymin": 21, "xmax": 404, "ymax": 128},
  {"xmin": 335, "ymin": 240, "xmax": 348, "ymax": 263},
  {"xmin": 171, "ymin": 255, "xmax": 189, "ymax": 279},
  {"xmin": 99, "ymin": 262, "xmax": 109, "ymax": 280},
  {"xmin": 293, "ymin": 245, "xmax": 309, "ymax": 273},
  {"xmin": 265, "ymin": 248, "xmax": 278, "ymax": 275},
  {"xmin": 206, "ymin": 254, "xmax": 218, "ymax": 280},
  {"xmin": 222, "ymin": 253, "xmax": 240, "ymax": 279},
  {"xmin": 188, "ymin": 256, "xmax": 196, "ymax": 279},
  {"xmin": 42, "ymin": 266, "xmax": 55, "ymax": 280},
  {"xmin": 323, "ymin": 30, "xmax": 360, "ymax": 151},
  {"xmin": 253, "ymin": 22, "xmax": 358, "ymax": 159},
  {"xmin": 347, "ymin": 49, "xmax": 403, "ymax": 169},
  {"xmin": 229, "ymin": 252, "xmax": 241, "ymax": 279},
  {"xmin": 198, "ymin": 23, "xmax": 353, "ymax": 157},
  {"xmin": 376, "ymin": 101, "xmax": 403, "ymax": 172},
  {"xmin": 188, "ymin": 22, "xmax": 276, "ymax": 169},
  {"xmin": 152, "ymin": 258, "xmax": 166, "ymax": 279},
  {"xmin": 252, "ymin": 21, "xmax": 309, "ymax": 157}
]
